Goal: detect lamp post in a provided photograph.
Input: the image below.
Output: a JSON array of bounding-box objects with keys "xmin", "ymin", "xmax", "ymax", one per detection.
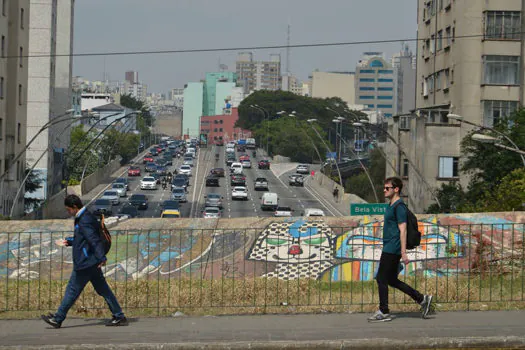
[
  {"xmin": 288, "ymin": 113, "xmax": 324, "ymax": 164},
  {"xmin": 447, "ymin": 113, "xmax": 525, "ymax": 166},
  {"xmin": 353, "ymin": 120, "xmax": 442, "ymax": 210},
  {"xmin": 472, "ymin": 133, "xmax": 525, "ymax": 157},
  {"xmin": 250, "ymin": 104, "xmax": 270, "ymax": 155}
]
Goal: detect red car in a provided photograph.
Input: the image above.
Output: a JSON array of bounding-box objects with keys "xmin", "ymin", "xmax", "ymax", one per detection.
[
  {"xmin": 128, "ymin": 166, "xmax": 141, "ymax": 177},
  {"xmin": 258, "ymin": 159, "xmax": 270, "ymax": 169},
  {"xmin": 239, "ymin": 155, "xmax": 250, "ymax": 162},
  {"xmin": 156, "ymin": 146, "xmax": 163, "ymax": 153},
  {"xmin": 143, "ymin": 155, "xmax": 154, "ymax": 163}
]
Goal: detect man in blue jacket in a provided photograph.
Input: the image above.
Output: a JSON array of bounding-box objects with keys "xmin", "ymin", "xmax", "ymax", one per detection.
[{"xmin": 41, "ymin": 195, "xmax": 127, "ymax": 328}]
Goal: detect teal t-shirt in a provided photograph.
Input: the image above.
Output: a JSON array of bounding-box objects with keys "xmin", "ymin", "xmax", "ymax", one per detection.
[{"xmin": 382, "ymin": 199, "xmax": 408, "ymax": 255}]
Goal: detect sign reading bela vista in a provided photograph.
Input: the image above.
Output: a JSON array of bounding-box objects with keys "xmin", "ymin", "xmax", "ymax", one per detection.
[{"xmin": 350, "ymin": 203, "xmax": 388, "ymax": 216}]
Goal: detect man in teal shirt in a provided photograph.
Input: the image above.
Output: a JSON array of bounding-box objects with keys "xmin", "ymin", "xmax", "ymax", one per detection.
[{"xmin": 368, "ymin": 177, "xmax": 434, "ymax": 322}]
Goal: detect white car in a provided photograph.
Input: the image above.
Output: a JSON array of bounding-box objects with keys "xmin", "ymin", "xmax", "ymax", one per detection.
[
  {"xmin": 202, "ymin": 206, "xmax": 221, "ymax": 218},
  {"xmin": 101, "ymin": 190, "xmax": 120, "ymax": 205},
  {"xmin": 274, "ymin": 206, "xmax": 293, "ymax": 217},
  {"xmin": 140, "ymin": 176, "xmax": 157, "ymax": 190},
  {"xmin": 241, "ymin": 160, "xmax": 252, "ymax": 168},
  {"xmin": 178, "ymin": 165, "xmax": 192, "ymax": 175},
  {"xmin": 296, "ymin": 164, "xmax": 310, "ymax": 174},
  {"xmin": 230, "ymin": 162, "xmax": 243, "ymax": 174},
  {"xmin": 183, "ymin": 157, "xmax": 194, "ymax": 167},
  {"xmin": 111, "ymin": 183, "xmax": 127, "ymax": 197},
  {"xmin": 231, "ymin": 186, "xmax": 248, "ymax": 200}
]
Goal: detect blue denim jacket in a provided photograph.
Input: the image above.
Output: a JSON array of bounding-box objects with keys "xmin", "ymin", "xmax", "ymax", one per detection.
[{"xmin": 65, "ymin": 208, "xmax": 107, "ymax": 270}]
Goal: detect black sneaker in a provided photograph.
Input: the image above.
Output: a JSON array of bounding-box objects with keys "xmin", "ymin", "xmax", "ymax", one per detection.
[
  {"xmin": 106, "ymin": 316, "xmax": 128, "ymax": 326},
  {"xmin": 41, "ymin": 314, "xmax": 62, "ymax": 329},
  {"xmin": 420, "ymin": 294, "xmax": 434, "ymax": 318}
]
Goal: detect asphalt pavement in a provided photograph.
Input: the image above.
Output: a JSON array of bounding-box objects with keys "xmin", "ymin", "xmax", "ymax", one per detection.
[{"xmin": 1, "ymin": 311, "xmax": 524, "ymax": 349}]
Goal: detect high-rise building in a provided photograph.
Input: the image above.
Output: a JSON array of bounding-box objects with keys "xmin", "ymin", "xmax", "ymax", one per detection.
[
  {"xmin": 235, "ymin": 52, "xmax": 281, "ymax": 93},
  {"xmin": 125, "ymin": 70, "xmax": 138, "ymax": 84},
  {"xmin": 182, "ymin": 82, "xmax": 204, "ymax": 138},
  {"xmin": 203, "ymin": 72, "xmax": 237, "ymax": 116},
  {"xmin": 355, "ymin": 52, "xmax": 395, "ymax": 120},
  {"xmin": 392, "ymin": 45, "xmax": 416, "ymax": 115},
  {"xmin": 311, "ymin": 71, "xmax": 356, "ymax": 106},
  {"xmin": 170, "ymin": 88, "xmax": 184, "ymax": 109},
  {"xmin": 386, "ymin": 0, "xmax": 524, "ymax": 213},
  {"xmin": 0, "ymin": 0, "xmax": 30, "ymax": 217},
  {"xmin": 25, "ymin": 0, "xmax": 74, "ymax": 204}
]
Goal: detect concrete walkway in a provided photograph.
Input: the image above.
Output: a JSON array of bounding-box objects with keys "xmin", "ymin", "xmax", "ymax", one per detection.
[{"xmin": 0, "ymin": 311, "xmax": 523, "ymax": 349}]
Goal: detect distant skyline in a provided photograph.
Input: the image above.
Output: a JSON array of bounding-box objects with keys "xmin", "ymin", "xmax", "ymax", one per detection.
[{"xmin": 73, "ymin": 0, "xmax": 417, "ymax": 94}]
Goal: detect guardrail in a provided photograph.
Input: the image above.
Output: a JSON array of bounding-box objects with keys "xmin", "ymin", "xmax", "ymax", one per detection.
[{"xmin": 1, "ymin": 222, "xmax": 523, "ymax": 316}]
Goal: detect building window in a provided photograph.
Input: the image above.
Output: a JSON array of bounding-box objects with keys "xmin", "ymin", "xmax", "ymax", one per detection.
[
  {"xmin": 17, "ymin": 123, "xmax": 21, "ymax": 144},
  {"xmin": 20, "ymin": 8, "xmax": 24, "ymax": 29},
  {"xmin": 435, "ymin": 71, "xmax": 442, "ymax": 90},
  {"xmin": 425, "ymin": 39, "xmax": 430, "ymax": 56},
  {"xmin": 360, "ymin": 69, "xmax": 375, "ymax": 74},
  {"xmin": 219, "ymin": 128, "xmax": 223, "ymax": 132},
  {"xmin": 19, "ymin": 47, "xmax": 23, "ymax": 67},
  {"xmin": 16, "ymin": 161, "xmax": 20, "ymax": 181},
  {"xmin": 428, "ymin": 74, "xmax": 435, "ymax": 92},
  {"xmin": 378, "ymin": 70, "xmax": 393, "ymax": 74},
  {"xmin": 399, "ymin": 116, "xmax": 410, "ymax": 130},
  {"xmin": 482, "ymin": 100, "xmax": 518, "ymax": 127},
  {"xmin": 360, "ymin": 87, "xmax": 375, "ymax": 91},
  {"xmin": 445, "ymin": 26, "xmax": 452, "ymax": 47},
  {"xmin": 377, "ymin": 87, "xmax": 393, "ymax": 91},
  {"xmin": 18, "ymin": 84, "xmax": 22, "ymax": 105},
  {"xmin": 0, "ymin": 77, "xmax": 3, "ymax": 98},
  {"xmin": 483, "ymin": 55, "xmax": 519, "ymax": 85},
  {"xmin": 430, "ymin": 35, "xmax": 436, "ymax": 54},
  {"xmin": 1, "ymin": 36, "xmax": 5, "ymax": 58},
  {"xmin": 437, "ymin": 30, "xmax": 443, "ymax": 50},
  {"xmin": 214, "ymin": 128, "xmax": 218, "ymax": 132},
  {"xmin": 438, "ymin": 156, "xmax": 459, "ymax": 178},
  {"xmin": 444, "ymin": 69, "xmax": 450, "ymax": 89},
  {"xmin": 0, "ymin": 118, "xmax": 3, "ymax": 139},
  {"xmin": 377, "ymin": 104, "xmax": 393, "ymax": 109},
  {"xmin": 377, "ymin": 96, "xmax": 393, "ymax": 100},
  {"xmin": 378, "ymin": 78, "xmax": 393, "ymax": 83},
  {"xmin": 1, "ymin": 0, "xmax": 5, "ymax": 16},
  {"xmin": 219, "ymin": 120, "xmax": 223, "ymax": 124},
  {"xmin": 359, "ymin": 96, "xmax": 374, "ymax": 100},
  {"xmin": 485, "ymin": 11, "xmax": 521, "ymax": 40},
  {"xmin": 214, "ymin": 120, "xmax": 218, "ymax": 124},
  {"xmin": 367, "ymin": 104, "xmax": 374, "ymax": 108},
  {"xmin": 402, "ymin": 159, "xmax": 409, "ymax": 177},
  {"xmin": 359, "ymin": 78, "xmax": 375, "ymax": 83}
]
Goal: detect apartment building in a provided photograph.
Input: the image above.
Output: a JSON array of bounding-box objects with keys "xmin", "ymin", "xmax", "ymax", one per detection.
[
  {"xmin": 386, "ymin": 0, "xmax": 524, "ymax": 213},
  {"xmin": 392, "ymin": 45, "xmax": 417, "ymax": 115},
  {"xmin": 236, "ymin": 52, "xmax": 281, "ymax": 93},
  {"xmin": 355, "ymin": 52, "xmax": 395, "ymax": 119},
  {"xmin": 26, "ymin": 0, "xmax": 74, "ymax": 203},
  {"xmin": 311, "ymin": 71, "xmax": 356, "ymax": 107},
  {"xmin": 0, "ymin": 0, "xmax": 30, "ymax": 217}
]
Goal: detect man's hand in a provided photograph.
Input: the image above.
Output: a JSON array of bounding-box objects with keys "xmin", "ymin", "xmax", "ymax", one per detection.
[
  {"xmin": 401, "ymin": 252, "xmax": 409, "ymax": 265},
  {"xmin": 55, "ymin": 239, "xmax": 68, "ymax": 247}
]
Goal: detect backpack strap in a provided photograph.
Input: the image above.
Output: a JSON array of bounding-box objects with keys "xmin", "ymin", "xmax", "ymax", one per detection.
[{"xmin": 392, "ymin": 201, "xmax": 406, "ymax": 223}]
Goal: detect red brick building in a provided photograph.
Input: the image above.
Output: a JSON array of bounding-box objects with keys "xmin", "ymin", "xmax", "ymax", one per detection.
[{"xmin": 200, "ymin": 108, "xmax": 251, "ymax": 145}]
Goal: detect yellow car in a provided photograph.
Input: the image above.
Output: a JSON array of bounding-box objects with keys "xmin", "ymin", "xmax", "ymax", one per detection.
[{"xmin": 161, "ymin": 209, "xmax": 181, "ymax": 218}]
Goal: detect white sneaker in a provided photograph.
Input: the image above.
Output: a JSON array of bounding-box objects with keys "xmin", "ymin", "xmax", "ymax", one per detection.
[
  {"xmin": 420, "ymin": 294, "xmax": 434, "ymax": 318},
  {"xmin": 367, "ymin": 310, "xmax": 392, "ymax": 322}
]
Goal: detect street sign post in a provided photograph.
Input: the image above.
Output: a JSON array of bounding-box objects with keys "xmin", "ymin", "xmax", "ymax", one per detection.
[{"xmin": 350, "ymin": 203, "xmax": 388, "ymax": 216}]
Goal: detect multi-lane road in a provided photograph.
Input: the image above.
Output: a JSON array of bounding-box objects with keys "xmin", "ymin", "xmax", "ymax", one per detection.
[{"xmin": 87, "ymin": 145, "xmax": 345, "ymax": 218}]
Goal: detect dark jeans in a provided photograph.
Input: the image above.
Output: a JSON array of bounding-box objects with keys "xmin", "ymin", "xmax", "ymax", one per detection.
[
  {"xmin": 376, "ymin": 251, "xmax": 424, "ymax": 314},
  {"xmin": 55, "ymin": 265, "xmax": 124, "ymax": 322}
]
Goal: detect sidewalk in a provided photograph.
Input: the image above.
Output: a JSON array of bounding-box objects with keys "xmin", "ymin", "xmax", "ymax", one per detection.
[{"xmin": 0, "ymin": 311, "xmax": 524, "ymax": 349}]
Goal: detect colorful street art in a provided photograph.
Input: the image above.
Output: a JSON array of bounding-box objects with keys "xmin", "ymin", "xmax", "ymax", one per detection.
[{"xmin": 0, "ymin": 212, "xmax": 523, "ymax": 282}]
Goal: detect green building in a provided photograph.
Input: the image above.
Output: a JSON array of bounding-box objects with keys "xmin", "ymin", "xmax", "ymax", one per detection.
[{"xmin": 203, "ymin": 72, "xmax": 237, "ymax": 116}]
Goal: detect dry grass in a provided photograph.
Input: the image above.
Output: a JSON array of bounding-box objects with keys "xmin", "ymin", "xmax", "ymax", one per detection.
[{"xmin": 0, "ymin": 274, "xmax": 524, "ymax": 319}]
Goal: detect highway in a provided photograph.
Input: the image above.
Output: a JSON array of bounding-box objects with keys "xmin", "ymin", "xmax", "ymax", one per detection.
[{"xmin": 87, "ymin": 144, "xmax": 344, "ymax": 218}]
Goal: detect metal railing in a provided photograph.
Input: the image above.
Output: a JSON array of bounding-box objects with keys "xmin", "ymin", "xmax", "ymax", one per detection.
[{"xmin": 0, "ymin": 222, "xmax": 524, "ymax": 316}]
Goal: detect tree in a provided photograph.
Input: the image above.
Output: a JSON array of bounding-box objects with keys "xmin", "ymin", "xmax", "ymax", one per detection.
[
  {"xmin": 344, "ymin": 148, "xmax": 385, "ymax": 202},
  {"xmin": 66, "ymin": 125, "xmax": 98, "ymax": 183},
  {"xmin": 24, "ymin": 165, "xmax": 44, "ymax": 212}
]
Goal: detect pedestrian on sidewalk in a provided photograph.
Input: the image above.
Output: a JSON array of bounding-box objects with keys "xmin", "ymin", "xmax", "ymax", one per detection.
[
  {"xmin": 368, "ymin": 177, "xmax": 434, "ymax": 322},
  {"xmin": 332, "ymin": 187, "xmax": 339, "ymax": 202},
  {"xmin": 41, "ymin": 195, "xmax": 128, "ymax": 329}
]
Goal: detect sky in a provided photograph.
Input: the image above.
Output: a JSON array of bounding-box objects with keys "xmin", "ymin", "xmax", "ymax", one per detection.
[{"xmin": 73, "ymin": 0, "xmax": 417, "ymax": 94}]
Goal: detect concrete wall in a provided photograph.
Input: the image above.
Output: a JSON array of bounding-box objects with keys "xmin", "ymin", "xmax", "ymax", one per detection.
[
  {"xmin": 311, "ymin": 72, "xmax": 356, "ymax": 107},
  {"xmin": 80, "ymin": 157, "xmax": 122, "ymax": 196}
]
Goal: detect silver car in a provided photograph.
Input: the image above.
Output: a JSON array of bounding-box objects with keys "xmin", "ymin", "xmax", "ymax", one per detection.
[
  {"xmin": 101, "ymin": 190, "xmax": 120, "ymax": 205},
  {"xmin": 205, "ymin": 193, "xmax": 223, "ymax": 208},
  {"xmin": 111, "ymin": 183, "xmax": 127, "ymax": 197},
  {"xmin": 171, "ymin": 187, "xmax": 187, "ymax": 202},
  {"xmin": 202, "ymin": 206, "xmax": 221, "ymax": 219},
  {"xmin": 296, "ymin": 164, "xmax": 310, "ymax": 174},
  {"xmin": 93, "ymin": 198, "xmax": 113, "ymax": 216}
]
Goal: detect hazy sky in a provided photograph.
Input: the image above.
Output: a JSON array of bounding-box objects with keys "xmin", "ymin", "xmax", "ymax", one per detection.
[{"xmin": 73, "ymin": 0, "xmax": 417, "ymax": 94}]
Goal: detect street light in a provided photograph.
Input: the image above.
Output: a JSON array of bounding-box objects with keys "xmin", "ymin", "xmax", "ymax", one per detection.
[
  {"xmin": 447, "ymin": 113, "xmax": 525, "ymax": 166},
  {"xmin": 250, "ymin": 105, "xmax": 270, "ymax": 155},
  {"xmin": 472, "ymin": 133, "xmax": 525, "ymax": 156}
]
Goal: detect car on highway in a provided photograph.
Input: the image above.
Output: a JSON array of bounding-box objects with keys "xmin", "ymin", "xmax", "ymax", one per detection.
[
  {"xmin": 174, "ymin": 173, "xmax": 190, "ymax": 185},
  {"xmin": 302, "ymin": 208, "xmax": 326, "ymax": 217},
  {"xmin": 140, "ymin": 176, "xmax": 157, "ymax": 190},
  {"xmin": 111, "ymin": 182, "xmax": 127, "ymax": 197},
  {"xmin": 296, "ymin": 164, "xmax": 310, "ymax": 174},
  {"xmin": 128, "ymin": 194, "xmax": 148, "ymax": 210},
  {"xmin": 101, "ymin": 190, "xmax": 120, "ymax": 206},
  {"xmin": 162, "ymin": 155, "xmax": 173, "ymax": 166},
  {"xmin": 150, "ymin": 173, "xmax": 162, "ymax": 184},
  {"xmin": 114, "ymin": 177, "xmax": 130, "ymax": 190},
  {"xmin": 93, "ymin": 198, "xmax": 113, "ymax": 216},
  {"xmin": 209, "ymin": 168, "xmax": 225, "ymax": 177},
  {"xmin": 230, "ymin": 162, "xmax": 243, "ymax": 174},
  {"xmin": 230, "ymin": 174, "xmax": 246, "ymax": 186},
  {"xmin": 202, "ymin": 206, "xmax": 221, "ymax": 219},
  {"xmin": 260, "ymin": 192, "xmax": 279, "ymax": 211},
  {"xmin": 204, "ymin": 193, "xmax": 223, "ymax": 208},
  {"xmin": 161, "ymin": 200, "xmax": 180, "ymax": 211},
  {"xmin": 178, "ymin": 165, "xmax": 192, "ymax": 175},
  {"xmin": 241, "ymin": 159, "xmax": 252, "ymax": 168},
  {"xmin": 254, "ymin": 177, "xmax": 269, "ymax": 191},
  {"xmin": 258, "ymin": 159, "xmax": 270, "ymax": 169},
  {"xmin": 128, "ymin": 165, "xmax": 141, "ymax": 177},
  {"xmin": 205, "ymin": 175, "xmax": 219, "ymax": 187},
  {"xmin": 226, "ymin": 157, "xmax": 236, "ymax": 167},
  {"xmin": 239, "ymin": 155, "xmax": 250, "ymax": 162},
  {"xmin": 155, "ymin": 158, "xmax": 168, "ymax": 167},
  {"xmin": 118, "ymin": 204, "xmax": 139, "ymax": 218},
  {"xmin": 288, "ymin": 174, "xmax": 305, "ymax": 187},
  {"xmin": 171, "ymin": 177, "xmax": 187, "ymax": 190},
  {"xmin": 156, "ymin": 165, "xmax": 168, "ymax": 176},
  {"xmin": 145, "ymin": 162, "xmax": 157, "ymax": 173},
  {"xmin": 231, "ymin": 186, "xmax": 248, "ymax": 200},
  {"xmin": 143, "ymin": 155, "xmax": 154, "ymax": 163},
  {"xmin": 171, "ymin": 187, "xmax": 187, "ymax": 202},
  {"xmin": 183, "ymin": 157, "xmax": 194, "ymax": 167},
  {"xmin": 161, "ymin": 209, "xmax": 181, "ymax": 218},
  {"xmin": 274, "ymin": 206, "xmax": 294, "ymax": 217}
]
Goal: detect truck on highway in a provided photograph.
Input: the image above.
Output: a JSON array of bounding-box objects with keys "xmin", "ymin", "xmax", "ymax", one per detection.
[{"xmin": 246, "ymin": 138, "xmax": 256, "ymax": 149}]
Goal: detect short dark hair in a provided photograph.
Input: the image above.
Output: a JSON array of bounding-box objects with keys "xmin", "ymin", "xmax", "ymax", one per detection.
[
  {"xmin": 64, "ymin": 194, "xmax": 83, "ymax": 209},
  {"xmin": 385, "ymin": 177, "xmax": 403, "ymax": 193}
]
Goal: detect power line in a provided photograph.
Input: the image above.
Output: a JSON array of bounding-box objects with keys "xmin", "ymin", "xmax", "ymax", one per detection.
[{"xmin": 3, "ymin": 31, "xmax": 518, "ymax": 59}]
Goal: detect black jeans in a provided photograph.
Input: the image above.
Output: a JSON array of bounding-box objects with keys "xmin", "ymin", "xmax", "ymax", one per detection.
[
  {"xmin": 55, "ymin": 265, "xmax": 124, "ymax": 322},
  {"xmin": 376, "ymin": 252, "xmax": 424, "ymax": 314}
]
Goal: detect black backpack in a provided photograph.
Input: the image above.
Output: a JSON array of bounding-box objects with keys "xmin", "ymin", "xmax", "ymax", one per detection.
[{"xmin": 393, "ymin": 202, "xmax": 421, "ymax": 250}]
